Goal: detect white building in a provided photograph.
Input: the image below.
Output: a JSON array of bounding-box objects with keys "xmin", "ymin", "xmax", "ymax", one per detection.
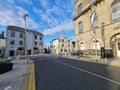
[
  {"xmin": 6, "ymin": 26, "xmax": 44, "ymax": 57},
  {"xmin": 50, "ymin": 37, "xmax": 73, "ymax": 54},
  {"xmin": 0, "ymin": 32, "xmax": 6, "ymax": 57}
]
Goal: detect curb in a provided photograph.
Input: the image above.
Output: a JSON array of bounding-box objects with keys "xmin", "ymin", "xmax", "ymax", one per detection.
[
  {"xmin": 28, "ymin": 61, "xmax": 35, "ymax": 90},
  {"xmin": 62, "ymin": 56, "xmax": 120, "ymax": 67}
]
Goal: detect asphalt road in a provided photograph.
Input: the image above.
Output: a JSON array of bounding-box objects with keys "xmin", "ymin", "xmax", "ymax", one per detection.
[{"xmin": 34, "ymin": 55, "xmax": 120, "ymax": 90}]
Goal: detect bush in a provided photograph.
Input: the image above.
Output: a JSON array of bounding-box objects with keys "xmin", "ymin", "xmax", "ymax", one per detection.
[{"xmin": 0, "ymin": 61, "xmax": 13, "ymax": 74}]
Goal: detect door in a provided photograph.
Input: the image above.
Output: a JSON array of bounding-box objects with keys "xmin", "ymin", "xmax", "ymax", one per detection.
[{"xmin": 116, "ymin": 42, "xmax": 120, "ymax": 57}]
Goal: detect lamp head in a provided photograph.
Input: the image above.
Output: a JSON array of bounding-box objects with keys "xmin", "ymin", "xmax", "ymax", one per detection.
[{"xmin": 23, "ymin": 14, "xmax": 28, "ymax": 19}]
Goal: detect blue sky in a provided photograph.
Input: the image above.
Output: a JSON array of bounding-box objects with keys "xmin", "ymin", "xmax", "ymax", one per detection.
[{"xmin": 0, "ymin": 0, "xmax": 76, "ymax": 46}]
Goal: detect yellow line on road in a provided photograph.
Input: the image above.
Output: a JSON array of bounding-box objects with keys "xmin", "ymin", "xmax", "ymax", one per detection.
[{"xmin": 28, "ymin": 62, "xmax": 35, "ymax": 90}]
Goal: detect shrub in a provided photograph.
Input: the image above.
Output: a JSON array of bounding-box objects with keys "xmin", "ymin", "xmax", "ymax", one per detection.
[{"xmin": 0, "ymin": 61, "xmax": 13, "ymax": 74}]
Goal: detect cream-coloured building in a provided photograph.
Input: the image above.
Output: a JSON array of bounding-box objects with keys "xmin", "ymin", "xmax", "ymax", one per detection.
[
  {"xmin": 50, "ymin": 37, "xmax": 73, "ymax": 54},
  {"xmin": 73, "ymin": 0, "xmax": 120, "ymax": 58}
]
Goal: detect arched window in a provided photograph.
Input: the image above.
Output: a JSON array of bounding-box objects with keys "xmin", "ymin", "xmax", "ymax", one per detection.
[
  {"xmin": 80, "ymin": 42, "xmax": 85, "ymax": 50},
  {"xmin": 92, "ymin": 40, "xmax": 100, "ymax": 49},
  {"xmin": 91, "ymin": 13, "xmax": 98, "ymax": 30},
  {"xmin": 111, "ymin": 0, "xmax": 120, "ymax": 22},
  {"xmin": 79, "ymin": 22, "xmax": 83, "ymax": 33}
]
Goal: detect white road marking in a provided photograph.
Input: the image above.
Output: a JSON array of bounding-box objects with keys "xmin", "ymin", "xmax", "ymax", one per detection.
[
  {"xmin": 4, "ymin": 86, "xmax": 11, "ymax": 90},
  {"xmin": 54, "ymin": 60, "xmax": 120, "ymax": 85}
]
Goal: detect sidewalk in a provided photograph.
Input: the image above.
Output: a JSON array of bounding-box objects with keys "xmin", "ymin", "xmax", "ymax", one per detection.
[
  {"xmin": 63, "ymin": 55, "xmax": 120, "ymax": 67},
  {"xmin": 0, "ymin": 60, "xmax": 30, "ymax": 90}
]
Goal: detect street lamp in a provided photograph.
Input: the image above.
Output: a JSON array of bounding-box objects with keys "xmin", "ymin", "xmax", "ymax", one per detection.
[{"xmin": 23, "ymin": 14, "xmax": 28, "ymax": 64}]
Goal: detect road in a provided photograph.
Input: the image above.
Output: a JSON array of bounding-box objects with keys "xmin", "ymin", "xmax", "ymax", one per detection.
[{"xmin": 33, "ymin": 55, "xmax": 120, "ymax": 90}]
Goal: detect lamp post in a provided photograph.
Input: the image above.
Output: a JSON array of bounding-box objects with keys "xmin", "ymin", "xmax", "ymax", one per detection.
[{"xmin": 23, "ymin": 14, "xmax": 28, "ymax": 64}]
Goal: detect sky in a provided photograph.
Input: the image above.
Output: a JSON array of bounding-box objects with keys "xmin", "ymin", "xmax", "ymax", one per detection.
[{"xmin": 0, "ymin": 0, "xmax": 76, "ymax": 46}]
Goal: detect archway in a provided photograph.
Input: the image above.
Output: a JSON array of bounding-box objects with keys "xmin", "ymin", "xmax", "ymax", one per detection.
[{"xmin": 110, "ymin": 34, "xmax": 120, "ymax": 58}]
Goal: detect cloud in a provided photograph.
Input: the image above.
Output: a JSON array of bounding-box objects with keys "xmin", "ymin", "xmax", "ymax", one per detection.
[
  {"xmin": 33, "ymin": 6, "xmax": 59, "ymax": 27},
  {"xmin": 43, "ymin": 20, "xmax": 74, "ymax": 36},
  {"xmin": 0, "ymin": 0, "xmax": 39, "ymax": 29},
  {"xmin": 39, "ymin": 0, "xmax": 53, "ymax": 9}
]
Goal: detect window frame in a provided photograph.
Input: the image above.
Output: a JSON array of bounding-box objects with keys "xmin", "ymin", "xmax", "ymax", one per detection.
[
  {"xmin": 78, "ymin": 4, "xmax": 82, "ymax": 14},
  {"xmin": 111, "ymin": 1, "xmax": 120, "ymax": 23},
  {"xmin": 78, "ymin": 21, "xmax": 83, "ymax": 34},
  {"xmin": 11, "ymin": 30, "xmax": 15, "ymax": 37},
  {"xmin": 20, "ymin": 32, "xmax": 24, "ymax": 38}
]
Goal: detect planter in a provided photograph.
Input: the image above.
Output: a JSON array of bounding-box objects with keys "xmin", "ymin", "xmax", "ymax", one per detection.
[{"xmin": 0, "ymin": 63, "xmax": 13, "ymax": 74}]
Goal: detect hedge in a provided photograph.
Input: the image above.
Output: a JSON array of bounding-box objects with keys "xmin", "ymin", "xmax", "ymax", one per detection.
[{"xmin": 0, "ymin": 61, "xmax": 13, "ymax": 74}]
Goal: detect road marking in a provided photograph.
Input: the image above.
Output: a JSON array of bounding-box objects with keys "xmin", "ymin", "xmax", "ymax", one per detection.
[
  {"xmin": 54, "ymin": 60, "xmax": 120, "ymax": 85},
  {"xmin": 4, "ymin": 86, "xmax": 11, "ymax": 90}
]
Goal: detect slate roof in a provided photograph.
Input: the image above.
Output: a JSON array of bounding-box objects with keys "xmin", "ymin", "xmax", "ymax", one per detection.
[{"xmin": 7, "ymin": 26, "xmax": 44, "ymax": 36}]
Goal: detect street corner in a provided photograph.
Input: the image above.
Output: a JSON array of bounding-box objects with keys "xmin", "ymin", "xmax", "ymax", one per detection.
[{"xmin": 28, "ymin": 60, "xmax": 35, "ymax": 90}]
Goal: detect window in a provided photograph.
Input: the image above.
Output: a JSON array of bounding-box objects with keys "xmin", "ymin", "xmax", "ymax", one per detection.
[
  {"xmin": 40, "ymin": 37, "xmax": 42, "ymax": 40},
  {"xmin": 90, "ymin": 0, "xmax": 95, "ymax": 4},
  {"xmin": 62, "ymin": 44, "xmax": 64, "ymax": 47},
  {"xmin": 112, "ymin": 1, "xmax": 120, "ymax": 22},
  {"xmin": 19, "ymin": 41, "xmax": 23, "ymax": 45},
  {"xmin": 34, "ymin": 35, "xmax": 37, "ymax": 40},
  {"xmin": 79, "ymin": 22, "xmax": 83, "ymax": 33},
  {"xmin": 91, "ymin": 13, "xmax": 98, "ymax": 30},
  {"xmin": 80, "ymin": 42, "xmax": 85, "ymax": 50},
  {"xmin": 20, "ymin": 32, "xmax": 23, "ymax": 38},
  {"xmin": 11, "ymin": 31, "xmax": 15, "ymax": 37},
  {"xmin": 34, "ymin": 42, "xmax": 37, "ymax": 46},
  {"xmin": 10, "ymin": 40, "xmax": 15, "ymax": 45},
  {"xmin": 78, "ymin": 4, "xmax": 82, "ymax": 14},
  {"xmin": 62, "ymin": 39, "xmax": 64, "ymax": 42},
  {"xmin": 68, "ymin": 44, "xmax": 70, "ymax": 47},
  {"xmin": 92, "ymin": 40, "xmax": 100, "ymax": 49}
]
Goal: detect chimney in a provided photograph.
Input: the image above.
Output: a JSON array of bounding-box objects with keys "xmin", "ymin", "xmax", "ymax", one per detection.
[{"xmin": 2, "ymin": 31, "xmax": 4, "ymax": 38}]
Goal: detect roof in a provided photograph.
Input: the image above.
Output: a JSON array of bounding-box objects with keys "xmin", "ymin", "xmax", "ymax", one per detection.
[{"xmin": 7, "ymin": 26, "xmax": 44, "ymax": 36}]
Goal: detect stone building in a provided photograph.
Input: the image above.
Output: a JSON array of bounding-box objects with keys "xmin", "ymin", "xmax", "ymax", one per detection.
[
  {"xmin": 6, "ymin": 26, "xmax": 44, "ymax": 57},
  {"xmin": 73, "ymin": 0, "xmax": 120, "ymax": 58}
]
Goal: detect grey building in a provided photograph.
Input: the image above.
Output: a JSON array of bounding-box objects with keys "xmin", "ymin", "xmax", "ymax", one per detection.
[{"xmin": 6, "ymin": 26, "xmax": 44, "ymax": 57}]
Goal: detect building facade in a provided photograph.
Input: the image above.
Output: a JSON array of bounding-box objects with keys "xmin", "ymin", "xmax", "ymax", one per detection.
[
  {"xmin": 73, "ymin": 0, "xmax": 120, "ymax": 58},
  {"xmin": 6, "ymin": 26, "xmax": 44, "ymax": 57},
  {"xmin": 50, "ymin": 37, "xmax": 73, "ymax": 54},
  {"xmin": 0, "ymin": 32, "xmax": 6, "ymax": 58}
]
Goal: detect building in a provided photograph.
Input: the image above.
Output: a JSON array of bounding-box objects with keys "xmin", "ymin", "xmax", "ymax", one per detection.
[
  {"xmin": 6, "ymin": 26, "xmax": 44, "ymax": 57},
  {"xmin": 50, "ymin": 37, "xmax": 73, "ymax": 54},
  {"xmin": 0, "ymin": 32, "xmax": 6, "ymax": 58},
  {"xmin": 73, "ymin": 0, "xmax": 120, "ymax": 58}
]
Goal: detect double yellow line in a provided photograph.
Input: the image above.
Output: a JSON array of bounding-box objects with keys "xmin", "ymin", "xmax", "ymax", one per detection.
[{"xmin": 28, "ymin": 62, "xmax": 35, "ymax": 90}]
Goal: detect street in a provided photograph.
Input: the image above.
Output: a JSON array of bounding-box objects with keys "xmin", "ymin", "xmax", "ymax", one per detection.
[{"xmin": 33, "ymin": 55, "xmax": 120, "ymax": 90}]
